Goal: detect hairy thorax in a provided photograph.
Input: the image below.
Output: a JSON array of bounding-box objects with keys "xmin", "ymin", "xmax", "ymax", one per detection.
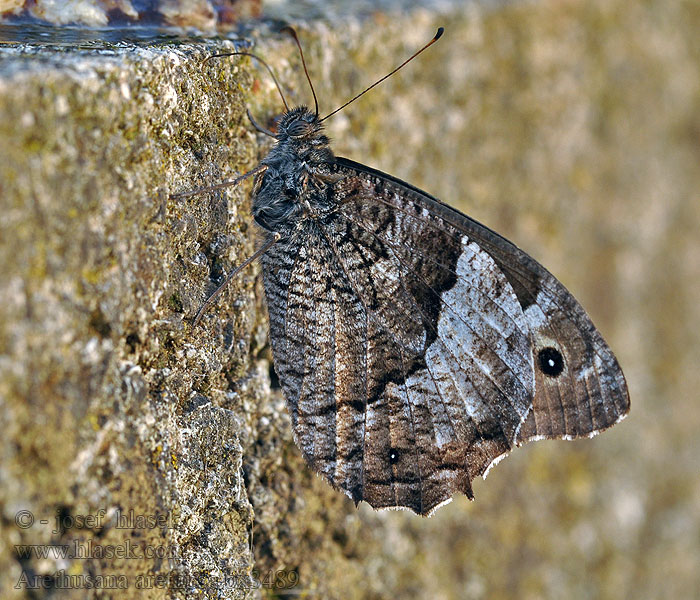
[{"xmin": 252, "ymin": 106, "xmax": 340, "ymax": 235}]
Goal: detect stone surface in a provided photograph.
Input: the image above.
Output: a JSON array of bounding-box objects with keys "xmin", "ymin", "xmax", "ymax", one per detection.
[
  {"xmin": 0, "ymin": 36, "xmax": 270, "ymax": 599},
  {"xmin": 0, "ymin": 0, "xmax": 261, "ymax": 27},
  {"xmin": 1, "ymin": 0, "xmax": 699, "ymax": 598}
]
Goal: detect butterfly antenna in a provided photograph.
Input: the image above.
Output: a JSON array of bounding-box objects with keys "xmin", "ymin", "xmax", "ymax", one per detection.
[
  {"xmin": 281, "ymin": 26, "xmax": 319, "ymax": 118},
  {"xmin": 320, "ymin": 27, "xmax": 444, "ymax": 123},
  {"xmin": 205, "ymin": 51, "xmax": 290, "ymax": 112}
]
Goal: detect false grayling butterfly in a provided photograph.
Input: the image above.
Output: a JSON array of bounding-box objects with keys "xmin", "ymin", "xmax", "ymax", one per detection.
[{"xmin": 173, "ymin": 27, "xmax": 630, "ymax": 516}]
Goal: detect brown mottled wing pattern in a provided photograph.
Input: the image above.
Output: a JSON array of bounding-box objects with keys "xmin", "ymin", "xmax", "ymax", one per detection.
[{"xmin": 260, "ymin": 157, "xmax": 629, "ymax": 516}]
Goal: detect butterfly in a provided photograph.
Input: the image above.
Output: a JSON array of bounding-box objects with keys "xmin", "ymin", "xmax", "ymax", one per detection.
[{"xmin": 174, "ymin": 27, "xmax": 630, "ymax": 516}]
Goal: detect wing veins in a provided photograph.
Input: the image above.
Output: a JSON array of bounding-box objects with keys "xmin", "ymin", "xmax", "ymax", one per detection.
[
  {"xmin": 345, "ymin": 187, "xmax": 626, "ymax": 424},
  {"xmin": 318, "ymin": 226, "xmax": 426, "ymax": 512},
  {"xmin": 345, "ymin": 214, "xmax": 531, "ymax": 410},
  {"xmin": 337, "ymin": 220, "xmax": 516, "ymax": 462}
]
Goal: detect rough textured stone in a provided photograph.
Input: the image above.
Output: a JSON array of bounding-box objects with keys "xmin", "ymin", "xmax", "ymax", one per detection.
[
  {"xmin": 0, "ymin": 37, "xmax": 270, "ymax": 599},
  {"xmin": 0, "ymin": 0, "xmax": 261, "ymax": 27},
  {"xmin": 1, "ymin": 0, "xmax": 699, "ymax": 598}
]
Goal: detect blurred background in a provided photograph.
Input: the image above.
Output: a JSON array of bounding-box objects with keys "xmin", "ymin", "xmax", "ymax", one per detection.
[{"xmin": 252, "ymin": 2, "xmax": 700, "ymax": 599}]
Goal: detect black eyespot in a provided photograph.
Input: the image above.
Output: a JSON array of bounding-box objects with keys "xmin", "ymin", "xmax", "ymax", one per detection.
[
  {"xmin": 389, "ymin": 449, "xmax": 400, "ymax": 464},
  {"xmin": 538, "ymin": 347, "xmax": 564, "ymax": 377}
]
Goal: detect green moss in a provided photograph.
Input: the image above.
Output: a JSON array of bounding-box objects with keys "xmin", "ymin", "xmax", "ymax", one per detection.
[{"xmin": 168, "ymin": 292, "xmax": 183, "ymax": 312}]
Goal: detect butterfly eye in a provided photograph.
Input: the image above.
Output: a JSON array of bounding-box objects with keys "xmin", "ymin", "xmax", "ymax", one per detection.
[{"xmin": 287, "ymin": 119, "xmax": 311, "ymax": 138}]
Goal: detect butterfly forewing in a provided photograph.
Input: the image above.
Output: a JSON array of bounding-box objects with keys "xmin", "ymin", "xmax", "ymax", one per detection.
[{"xmin": 334, "ymin": 158, "xmax": 630, "ymax": 445}]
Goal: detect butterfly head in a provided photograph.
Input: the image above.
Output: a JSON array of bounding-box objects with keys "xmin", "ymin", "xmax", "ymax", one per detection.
[
  {"xmin": 277, "ymin": 105, "xmax": 323, "ymax": 141},
  {"xmin": 268, "ymin": 105, "xmax": 333, "ymax": 170}
]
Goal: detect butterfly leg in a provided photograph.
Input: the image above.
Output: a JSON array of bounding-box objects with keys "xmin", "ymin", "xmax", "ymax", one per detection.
[
  {"xmin": 169, "ymin": 163, "xmax": 267, "ymax": 200},
  {"xmin": 191, "ymin": 232, "xmax": 280, "ymax": 329}
]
